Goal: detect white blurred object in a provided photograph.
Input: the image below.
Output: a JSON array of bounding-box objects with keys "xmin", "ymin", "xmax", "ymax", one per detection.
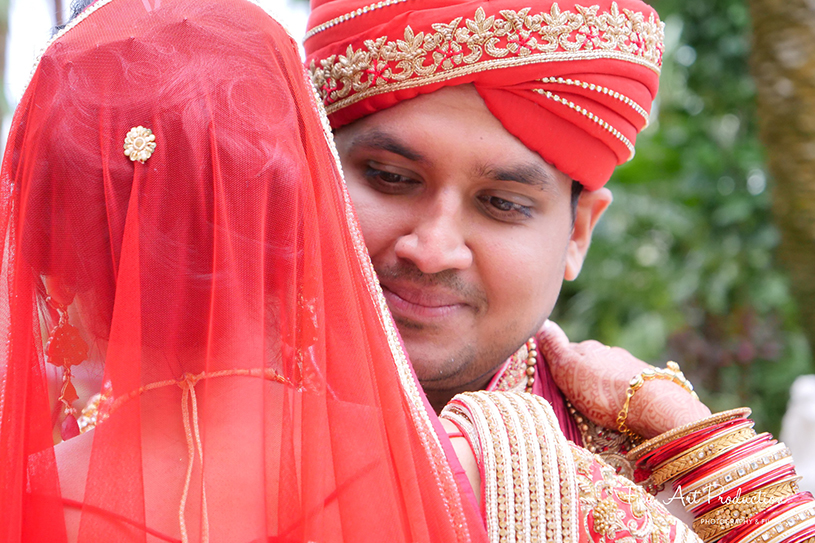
[
  {"xmin": 781, "ymin": 374, "xmax": 815, "ymax": 493},
  {"xmin": 262, "ymin": 0, "xmax": 309, "ymax": 46},
  {"xmin": 6, "ymin": 0, "xmax": 53, "ymax": 106},
  {"xmin": 3, "ymin": 0, "xmax": 52, "ymax": 155}
]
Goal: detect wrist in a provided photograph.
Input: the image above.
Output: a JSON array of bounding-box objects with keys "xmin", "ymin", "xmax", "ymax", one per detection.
[
  {"xmin": 628, "ymin": 380, "xmax": 712, "ymax": 438},
  {"xmin": 617, "ymin": 361, "xmax": 706, "ymax": 440}
]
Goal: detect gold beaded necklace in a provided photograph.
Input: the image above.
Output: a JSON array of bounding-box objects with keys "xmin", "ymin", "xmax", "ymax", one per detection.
[
  {"xmin": 489, "ymin": 336, "xmax": 538, "ymax": 393},
  {"xmin": 524, "ymin": 337, "xmax": 537, "ymax": 393}
]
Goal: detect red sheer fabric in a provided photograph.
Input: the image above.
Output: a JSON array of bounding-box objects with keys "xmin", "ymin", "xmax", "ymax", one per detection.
[{"xmin": 0, "ymin": 1, "xmax": 485, "ymax": 541}]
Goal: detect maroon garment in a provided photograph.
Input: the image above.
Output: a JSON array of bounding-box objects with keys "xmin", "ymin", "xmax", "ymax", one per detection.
[
  {"xmin": 485, "ymin": 332, "xmax": 582, "ymax": 445},
  {"xmin": 532, "ymin": 347, "xmax": 583, "ymax": 445}
]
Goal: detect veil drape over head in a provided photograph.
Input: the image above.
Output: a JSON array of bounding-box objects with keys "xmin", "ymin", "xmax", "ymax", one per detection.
[{"xmin": 0, "ymin": 1, "xmax": 485, "ymax": 541}]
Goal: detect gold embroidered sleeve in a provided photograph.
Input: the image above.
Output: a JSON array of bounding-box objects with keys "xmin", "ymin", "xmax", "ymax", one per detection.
[
  {"xmin": 569, "ymin": 404, "xmax": 640, "ymax": 482},
  {"xmin": 571, "ymin": 444, "xmax": 700, "ymax": 543},
  {"xmin": 442, "ymin": 391, "xmax": 581, "ymax": 543},
  {"xmin": 443, "ymin": 391, "xmax": 698, "ymax": 542}
]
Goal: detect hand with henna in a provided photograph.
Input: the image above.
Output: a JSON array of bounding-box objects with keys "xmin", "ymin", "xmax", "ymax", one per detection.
[{"xmin": 537, "ymin": 320, "xmax": 711, "ymax": 439}]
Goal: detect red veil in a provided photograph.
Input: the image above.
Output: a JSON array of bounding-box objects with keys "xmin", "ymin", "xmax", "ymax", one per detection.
[{"xmin": 0, "ymin": 0, "xmax": 484, "ymax": 541}]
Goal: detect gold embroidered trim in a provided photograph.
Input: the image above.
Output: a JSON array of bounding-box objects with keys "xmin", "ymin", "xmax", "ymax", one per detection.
[
  {"xmin": 532, "ymin": 88, "xmax": 636, "ymax": 159},
  {"xmin": 538, "ymin": 76, "xmax": 650, "ymax": 123},
  {"xmin": 487, "ymin": 338, "xmax": 536, "ymax": 393},
  {"xmin": 442, "ymin": 391, "xmax": 580, "ymax": 543},
  {"xmin": 305, "ymin": 0, "xmax": 411, "ymax": 41},
  {"xmin": 310, "ymin": 3, "xmax": 664, "ymax": 113},
  {"xmin": 571, "ymin": 444, "xmax": 700, "ymax": 543},
  {"xmin": 443, "ymin": 395, "xmax": 505, "ymax": 541},
  {"xmin": 627, "ymin": 408, "xmax": 752, "ymax": 462},
  {"xmin": 306, "ymin": 63, "xmax": 471, "ymax": 539},
  {"xmin": 692, "ymin": 478, "xmax": 800, "ymax": 542}
]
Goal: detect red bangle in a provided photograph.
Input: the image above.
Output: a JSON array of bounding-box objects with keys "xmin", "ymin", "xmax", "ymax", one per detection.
[
  {"xmin": 628, "ymin": 408, "xmax": 751, "ymax": 464},
  {"xmin": 676, "ymin": 433, "xmax": 775, "ymax": 490},
  {"xmin": 679, "ymin": 444, "xmax": 793, "ymax": 514},
  {"xmin": 649, "ymin": 422, "xmax": 757, "ymax": 488},
  {"xmin": 691, "ymin": 465, "xmax": 798, "ymax": 516},
  {"xmin": 719, "ymin": 492, "xmax": 814, "ymax": 543},
  {"xmin": 735, "ymin": 465, "xmax": 797, "ymax": 497},
  {"xmin": 640, "ymin": 419, "xmax": 754, "ymax": 471},
  {"xmin": 788, "ymin": 522, "xmax": 815, "ymax": 543},
  {"xmin": 637, "ymin": 421, "xmax": 728, "ymax": 469}
]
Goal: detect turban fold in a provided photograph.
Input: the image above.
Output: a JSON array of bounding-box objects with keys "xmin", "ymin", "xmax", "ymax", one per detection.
[{"xmin": 305, "ymin": 0, "xmax": 664, "ymax": 190}]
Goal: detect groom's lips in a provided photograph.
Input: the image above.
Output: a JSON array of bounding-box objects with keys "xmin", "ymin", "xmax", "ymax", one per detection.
[{"xmin": 379, "ymin": 280, "xmax": 472, "ymax": 322}]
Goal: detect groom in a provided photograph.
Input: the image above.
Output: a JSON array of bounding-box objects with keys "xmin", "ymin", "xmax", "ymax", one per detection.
[{"xmin": 304, "ymin": 0, "xmax": 710, "ymax": 467}]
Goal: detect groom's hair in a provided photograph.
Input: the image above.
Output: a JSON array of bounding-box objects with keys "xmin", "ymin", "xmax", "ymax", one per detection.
[{"xmin": 54, "ymin": 0, "xmax": 97, "ymax": 34}]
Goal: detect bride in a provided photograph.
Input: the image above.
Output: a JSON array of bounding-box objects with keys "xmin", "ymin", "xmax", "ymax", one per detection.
[{"xmin": 0, "ymin": 0, "xmax": 483, "ymax": 540}]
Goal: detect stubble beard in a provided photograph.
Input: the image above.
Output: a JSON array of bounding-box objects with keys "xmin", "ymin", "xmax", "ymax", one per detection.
[
  {"xmin": 405, "ymin": 322, "xmax": 528, "ymax": 394},
  {"xmin": 374, "ymin": 261, "xmax": 532, "ymax": 396}
]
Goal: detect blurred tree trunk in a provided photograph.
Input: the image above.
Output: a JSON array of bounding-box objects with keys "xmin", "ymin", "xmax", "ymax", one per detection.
[
  {"xmin": 53, "ymin": 0, "xmax": 63, "ymax": 27},
  {"xmin": 749, "ymin": 0, "xmax": 815, "ymax": 364}
]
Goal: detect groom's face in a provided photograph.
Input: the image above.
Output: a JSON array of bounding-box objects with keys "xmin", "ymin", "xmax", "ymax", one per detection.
[{"xmin": 335, "ymin": 85, "xmax": 603, "ymax": 395}]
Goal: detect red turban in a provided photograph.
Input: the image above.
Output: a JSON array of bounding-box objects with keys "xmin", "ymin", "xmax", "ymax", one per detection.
[{"xmin": 305, "ymin": 0, "xmax": 664, "ymax": 190}]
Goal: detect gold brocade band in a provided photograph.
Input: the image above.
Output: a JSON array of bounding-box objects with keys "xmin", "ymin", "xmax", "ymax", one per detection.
[
  {"xmin": 441, "ymin": 391, "xmax": 580, "ymax": 543},
  {"xmin": 650, "ymin": 426, "xmax": 757, "ymax": 487},
  {"xmin": 309, "ymin": 3, "xmax": 665, "ymax": 111},
  {"xmin": 691, "ymin": 478, "xmax": 800, "ymax": 542},
  {"xmin": 627, "ymin": 408, "xmax": 752, "ymax": 463}
]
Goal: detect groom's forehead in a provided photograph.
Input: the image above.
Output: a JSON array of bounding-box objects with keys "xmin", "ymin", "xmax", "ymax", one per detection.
[
  {"xmin": 305, "ymin": 0, "xmax": 664, "ymax": 191},
  {"xmin": 335, "ymin": 86, "xmax": 573, "ymax": 198}
]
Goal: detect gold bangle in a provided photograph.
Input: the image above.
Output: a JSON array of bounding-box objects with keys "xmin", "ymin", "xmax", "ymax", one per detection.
[
  {"xmin": 741, "ymin": 500, "xmax": 815, "ymax": 543},
  {"xmin": 650, "ymin": 425, "xmax": 756, "ymax": 487},
  {"xmin": 765, "ymin": 515, "xmax": 815, "ymax": 543},
  {"xmin": 679, "ymin": 440, "xmax": 791, "ymax": 507},
  {"xmin": 692, "ymin": 478, "xmax": 800, "ymax": 542},
  {"xmin": 616, "ymin": 361, "xmax": 700, "ymax": 439},
  {"xmin": 627, "ymin": 408, "xmax": 752, "ymax": 462}
]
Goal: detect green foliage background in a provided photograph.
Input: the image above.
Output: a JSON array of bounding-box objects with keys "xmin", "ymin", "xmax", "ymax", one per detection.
[{"xmin": 552, "ymin": 0, "xmax": 813, "ymax": 434}]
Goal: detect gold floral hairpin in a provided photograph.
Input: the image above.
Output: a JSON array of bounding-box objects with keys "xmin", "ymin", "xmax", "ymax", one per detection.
[{"xmin": 123, "ymin": 126, "xmax": 156, "ymax": 163}]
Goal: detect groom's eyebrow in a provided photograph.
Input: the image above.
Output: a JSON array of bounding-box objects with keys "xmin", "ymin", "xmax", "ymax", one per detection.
[
  {"xmin": 347, "ymin": 129, "xmax": 428, "ymax": 164},
  {"xmin": 476, "ymin": 162, "xmax": 561, "ymax": 193}
]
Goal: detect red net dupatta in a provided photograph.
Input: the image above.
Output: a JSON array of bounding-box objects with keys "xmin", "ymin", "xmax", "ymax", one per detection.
[{"xmin": 0, "ymin": 0, "xmax": 485, "ymax": 541}]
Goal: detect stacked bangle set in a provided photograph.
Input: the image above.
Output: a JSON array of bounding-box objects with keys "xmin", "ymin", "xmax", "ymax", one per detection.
[{"xmin": 628, "ymin": 408, "xmax": 815, "ymax": 543}]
